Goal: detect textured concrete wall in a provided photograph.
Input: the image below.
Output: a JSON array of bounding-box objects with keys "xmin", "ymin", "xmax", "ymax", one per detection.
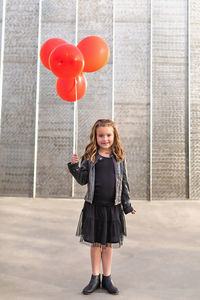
[
  {"xmin": 0, "ymin": 0, "xmax": 3, "ymax": 73},
  {"xmin": 0, "ymin": 0, "xmax": 199, "ymax": 200},
  {"xmin": 36, "ymin": 0, "xmax": 76, "ymax": 198},
  {"xmin": 152, "ymin": 0, "xmax": 188, "ymax": 199},
  {"xmin": 191, "ymin": 0, "xmax": 200, "ymax": 199},
  {"xmin": 0, "ymin": 0, "xmax": 39, "ymax": 196}
]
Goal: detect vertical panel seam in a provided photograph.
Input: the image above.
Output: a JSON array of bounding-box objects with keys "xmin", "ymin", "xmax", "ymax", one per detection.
[
  {"xmin": 33, "ymin": 0, "xmax": 42, "ymax": 198},
  {"xmin": 150, "ymin": 0, "xmax": 153, "ymax": 201},
  {"xmin": 112, "ymin": 0, "xmax": 115, "ymax": 121}
]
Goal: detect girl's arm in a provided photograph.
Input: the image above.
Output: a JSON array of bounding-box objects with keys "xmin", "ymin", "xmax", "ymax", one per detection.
[
  {"xmin": 121, "ymin": 159, "xmax": 134, "ymax": 214},
  {"xmin": 68, "ymin": 155, "xmax": 89, "ymax": 185}
]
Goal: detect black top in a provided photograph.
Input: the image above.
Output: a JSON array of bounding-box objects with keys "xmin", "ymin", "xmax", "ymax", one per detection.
[{"xmin": 93, "ymin": 155, "xmax": 116, "ymax": 206}]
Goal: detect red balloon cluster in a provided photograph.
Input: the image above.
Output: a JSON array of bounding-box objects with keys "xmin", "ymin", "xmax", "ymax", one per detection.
[{"xmin": 40, "ymin": 36, "xmax": 110, "ymax": 102}]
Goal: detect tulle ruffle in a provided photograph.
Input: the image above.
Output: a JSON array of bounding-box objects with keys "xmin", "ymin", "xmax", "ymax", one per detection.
[{"xmin": 76, "ymin": 201, "xmax": 127, "ymax": 248}]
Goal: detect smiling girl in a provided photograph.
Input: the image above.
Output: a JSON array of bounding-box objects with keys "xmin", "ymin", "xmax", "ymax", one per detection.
[{"xmin": 68, "ymin": 119, "xmax": 136, "ymax": 295}]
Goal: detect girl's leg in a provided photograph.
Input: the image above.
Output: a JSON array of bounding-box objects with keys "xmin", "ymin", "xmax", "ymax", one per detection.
[
  {"xmin": 82, "ymin": 244, "xmax": 101, "ymax": 295},
  {"xmin": 101, "ymin": 245, "xmax": 112, "ymax": 276},
  {"xmin": 90, "ymin": 244, "xmax": 101, "ymax": 275},
  {"xmin": 101, "ymin": 245, "xmax": 119, "ymax": 294}
]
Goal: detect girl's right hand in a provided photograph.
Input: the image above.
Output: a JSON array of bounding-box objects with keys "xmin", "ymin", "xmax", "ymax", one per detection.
[{"xmin": 71, "ymin": 153, "xmax": 79, "ymax": 164}]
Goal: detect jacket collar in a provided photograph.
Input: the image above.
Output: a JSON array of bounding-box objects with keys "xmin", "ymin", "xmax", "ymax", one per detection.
[{"xmin": 92, "ymin": 152, "xmax": 116, "ymax": 165}]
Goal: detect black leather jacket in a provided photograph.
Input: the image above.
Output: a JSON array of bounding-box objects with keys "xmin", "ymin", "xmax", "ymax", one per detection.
[{"xmin": 68, "ymin": 153, "xmax": 134, "ymax": 214}]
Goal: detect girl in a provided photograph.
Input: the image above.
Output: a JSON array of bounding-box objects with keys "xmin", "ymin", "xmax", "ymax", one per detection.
[{"xmin": 68, "ymin": 119, "xmax": 136, "ymax": 295}]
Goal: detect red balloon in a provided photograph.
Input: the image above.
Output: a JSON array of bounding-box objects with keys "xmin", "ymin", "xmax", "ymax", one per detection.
[
  {"xmin": 56, "ymin": 73, "xmax": 87, "ymax": 102},
  {"xmin": 40, "ymin": 38, "xmax": 67, "ymax": 70},
  {"xmin": 49, "ymin": 44, "xmax": 84, "ymax": 78},
  {"xmin": 77, "ymin": 36, "xmax": 110, "ymax": 72}
]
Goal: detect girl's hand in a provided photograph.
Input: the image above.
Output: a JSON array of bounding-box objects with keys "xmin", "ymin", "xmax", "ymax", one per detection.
[
  {"xmin": 131, "ymin": 209, "xmax": 136, "ymax": 215},
  {"xmin": 71, "ymin": 153, "xmax": 79, "ymax": 164}
]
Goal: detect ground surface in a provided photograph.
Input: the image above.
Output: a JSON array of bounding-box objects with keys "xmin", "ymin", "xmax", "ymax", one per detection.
[{"xmin": 0, "ymin": 197, "xmax": 200, "ymax": 300}]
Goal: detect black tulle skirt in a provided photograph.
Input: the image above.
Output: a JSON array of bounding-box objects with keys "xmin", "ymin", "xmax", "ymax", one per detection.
[{"xmin": 76, "ymin": 201, "xmax": 127, "ymax": 248}]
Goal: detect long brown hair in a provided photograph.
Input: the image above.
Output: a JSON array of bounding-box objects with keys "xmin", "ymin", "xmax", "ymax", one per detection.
[{"xmin": 82, "ymin": 119, "xmax": 125, "ymax": 162}]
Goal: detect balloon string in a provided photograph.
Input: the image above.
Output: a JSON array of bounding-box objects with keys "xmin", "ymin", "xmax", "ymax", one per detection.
[{"xmin": 74, "ymin": 78, "xmax": 78, "ymax": 154}]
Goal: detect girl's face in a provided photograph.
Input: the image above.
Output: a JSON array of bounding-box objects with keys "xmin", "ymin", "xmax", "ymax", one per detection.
[{"xmin": 96, "ymin": 126, "xmax": 114, "ymax": 152}]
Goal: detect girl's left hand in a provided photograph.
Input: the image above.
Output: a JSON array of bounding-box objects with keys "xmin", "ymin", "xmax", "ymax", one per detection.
[{"xmin": 131, "ymin": 209, "xmax": 136, "ymax": 214}]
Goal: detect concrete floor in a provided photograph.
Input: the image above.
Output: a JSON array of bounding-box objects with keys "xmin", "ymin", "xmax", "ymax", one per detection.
[{"xmin": 0, "ymin": 197, "xmax": 200, "ymax": 300}]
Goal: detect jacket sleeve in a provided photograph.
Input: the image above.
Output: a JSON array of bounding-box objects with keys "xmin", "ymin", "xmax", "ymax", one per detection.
[
  {"xmin": 68, "ymin": 158, "xmax": 89, "ymax": 185},
  {"xmin": 121, "ymin": 159, "xmax": 134, "ymax": 214}
]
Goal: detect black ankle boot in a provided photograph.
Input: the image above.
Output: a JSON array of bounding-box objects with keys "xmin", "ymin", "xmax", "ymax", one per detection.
[
  {"xmin": 82, "ymin": 274, "xmax": 101, "ymax": 295},
  {"xmin": 102, "ymin": 274, "xmax": 119, "ymax": 294}
]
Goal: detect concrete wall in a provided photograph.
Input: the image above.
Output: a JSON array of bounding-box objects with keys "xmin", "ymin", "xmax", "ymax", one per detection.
[{"xmin": 0, "ymin": 0, "xmax": 199, "ymax": 201}]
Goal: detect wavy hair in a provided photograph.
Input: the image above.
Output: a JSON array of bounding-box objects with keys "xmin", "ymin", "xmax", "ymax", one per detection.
[{"xmin": 82, "ymin": 119, "xmax": 125, "ymax": 162}]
